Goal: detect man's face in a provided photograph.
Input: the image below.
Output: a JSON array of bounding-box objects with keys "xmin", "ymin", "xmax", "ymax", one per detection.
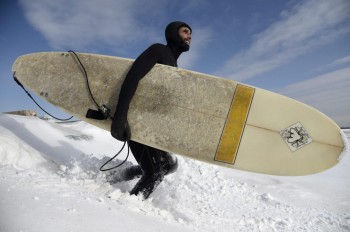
[{"xmin": 178, "ymin": 26, "xmax": 192, "ymax": 47}]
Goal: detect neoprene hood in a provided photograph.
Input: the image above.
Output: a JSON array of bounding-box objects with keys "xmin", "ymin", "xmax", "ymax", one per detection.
[{"xmin": 165, "ymin": 21, "xmax": 192, "ymax": 52}]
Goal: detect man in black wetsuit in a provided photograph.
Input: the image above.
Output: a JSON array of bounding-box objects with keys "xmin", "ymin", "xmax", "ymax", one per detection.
[{"xmin": 111, "ymin": 21, "xmax": 192, "ymax": 199}]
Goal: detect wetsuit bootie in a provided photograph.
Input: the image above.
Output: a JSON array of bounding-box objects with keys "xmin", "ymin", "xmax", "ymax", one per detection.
[
  {"xmin": 130, "ymin": 170, "xmax": 166, "ymax": 199},
  {"xmin": 122, "ymin": 165, "xmax": 143, "ymax": 181},
  {"xmin": 106, "ymin": 165, "xmax": 143, "ymax": 184},
  {"xmin": 129, "ymin": 154, "xmax": 178, "ymax": 199},
  {"xmin": 161, "ymin": 153, "xmax": 178, "ymax": 175}
]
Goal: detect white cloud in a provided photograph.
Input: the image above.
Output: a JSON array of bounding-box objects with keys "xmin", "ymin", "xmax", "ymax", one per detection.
[
  {"xmin": 330, "ymin": 55, "xmax": 350, "ymax": 67},
  {"xmin": 216, "ymin": 0, "xmax": 350, "ymax": 81},
  {"xmin": 278, "ymin": 67, "xmax": 350, "ymax": 126},
  {"xmin": 19, "ymin": 0, "xmax": 164, "ymax": 52},
  {"xmin": 178, "ymin": 27, "xmax": 212, "ymax": 69},
  {"xmin": 18, "ymin": 0, "xmax": 212, "ymax": 67}
]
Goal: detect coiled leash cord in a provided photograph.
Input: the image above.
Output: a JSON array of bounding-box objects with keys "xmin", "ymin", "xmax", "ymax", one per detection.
[
  {"xmin": 67, "ymin": 51, "xmax": 111, "ymax": 119},
  {"xmin": 68, "ymin": 50, "xmax": 130, "ymax": 172},
  {"xmin": 67, "ymin": 51, "xmax": 129, "ymax": 171},
  {"xmin": 14, "ymin": 50, "xmax": 129, "ymax": 171}
]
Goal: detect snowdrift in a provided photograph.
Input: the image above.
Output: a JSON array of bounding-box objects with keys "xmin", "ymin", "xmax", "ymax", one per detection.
[{"xmin": 1, "ymin": 114, "xmax": 349, "ymax": 232}]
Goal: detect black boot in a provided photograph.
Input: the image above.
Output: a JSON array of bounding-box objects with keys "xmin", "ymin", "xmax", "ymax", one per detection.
[
  {"xmin": 128, "ymin": 141, "xmax": 179, "ymax": 199},
  {"xmin": 129, "ymin": 169, "xmax": 166, "ymax": 199},
  {"xmin": 130, "ymin": 153, "xmax": 178, "ymax": 199},
  {"xmin": 106, "ymin": 165, "xmax": 143, "ymax": 184},
  {"xmin": 160, "ymin": 152, "xmax": 178, "ymax": 175},
  {"xmin": 123, "ymin": 165, "xmax": 143, "ymax": 180}
]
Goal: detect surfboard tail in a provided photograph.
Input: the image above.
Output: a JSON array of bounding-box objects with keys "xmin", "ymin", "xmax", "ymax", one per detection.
[{"xmin": 339, "ymin": 130, "xmax": 349, "ymax": 161}]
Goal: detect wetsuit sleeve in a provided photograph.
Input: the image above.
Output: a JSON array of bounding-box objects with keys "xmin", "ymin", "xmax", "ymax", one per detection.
[{"xmin": 114, "ymin": 44, "xmax": 164, "ymax": 119}]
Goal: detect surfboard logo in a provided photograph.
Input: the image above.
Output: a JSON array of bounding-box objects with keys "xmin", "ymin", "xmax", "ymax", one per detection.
[{"xmin": 280, "ymin": 122, "xmax": 313, "ymax": 152}]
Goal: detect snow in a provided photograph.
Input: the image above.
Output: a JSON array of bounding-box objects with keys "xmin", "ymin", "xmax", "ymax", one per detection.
[{"xmin": 1, "ymin": 113, "xmax": 349, "ymax": 232}]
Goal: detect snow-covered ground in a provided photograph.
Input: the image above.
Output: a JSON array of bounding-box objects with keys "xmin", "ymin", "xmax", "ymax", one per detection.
[{"xmin": 0, "ymin": 113, "xmax": 349, "ymax": 232}]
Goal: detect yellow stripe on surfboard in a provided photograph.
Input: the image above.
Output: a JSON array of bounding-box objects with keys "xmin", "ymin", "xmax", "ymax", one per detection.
[{"xmin": 215, "ymin": 84, "xmax": 255, "ymax": 164}]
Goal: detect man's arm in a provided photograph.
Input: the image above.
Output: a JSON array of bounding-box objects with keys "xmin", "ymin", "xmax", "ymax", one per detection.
[{"xmin": 111, "ymin": 44, "xmax": 164, "ymax": 141}]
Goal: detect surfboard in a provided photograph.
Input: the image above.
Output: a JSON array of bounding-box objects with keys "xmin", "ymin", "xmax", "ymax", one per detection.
[{"xmin": 12, "ymin": 52, "xmax": 347, "ymax": 176}]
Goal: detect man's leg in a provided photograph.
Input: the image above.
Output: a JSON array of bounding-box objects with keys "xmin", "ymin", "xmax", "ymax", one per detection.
[{"xmin": 128, "ymin": 141, "xmax": 178, "ymax": 199}]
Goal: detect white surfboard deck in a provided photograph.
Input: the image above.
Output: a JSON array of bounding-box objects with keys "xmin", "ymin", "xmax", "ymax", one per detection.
[{"xmin": 12, "ymin": 52, "xmax": 347, "ymax": 176}]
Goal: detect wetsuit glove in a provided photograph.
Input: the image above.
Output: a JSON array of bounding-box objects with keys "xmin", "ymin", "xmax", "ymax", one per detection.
[{"xmin": 111, "ymin": 117, "xmax": 131, "ymax": 142}]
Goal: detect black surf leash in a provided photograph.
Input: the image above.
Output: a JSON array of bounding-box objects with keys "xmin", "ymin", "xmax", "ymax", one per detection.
[
  {"xmin": 67, "ymin": 51, "xmax": 129, "ymax": 171},
  {"xmin": 99, "ymin": 141, "xmax": 130, "ymax": 171},
  {"xmin": 67, "ymin": 50, "xmax": 112, "ymax": 120},
  {"xmin": 13, "ymin": 72, "xmax": 73, "ymax": 121},
  {"xmin": 13, "ymin": 50, "xmax": 129, "ymax": 171}
]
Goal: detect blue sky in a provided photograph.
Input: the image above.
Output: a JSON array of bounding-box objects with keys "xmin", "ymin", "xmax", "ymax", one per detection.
[{"xmin": 1, "ymin": 0, "xmax": 349, "ymax": 126}]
